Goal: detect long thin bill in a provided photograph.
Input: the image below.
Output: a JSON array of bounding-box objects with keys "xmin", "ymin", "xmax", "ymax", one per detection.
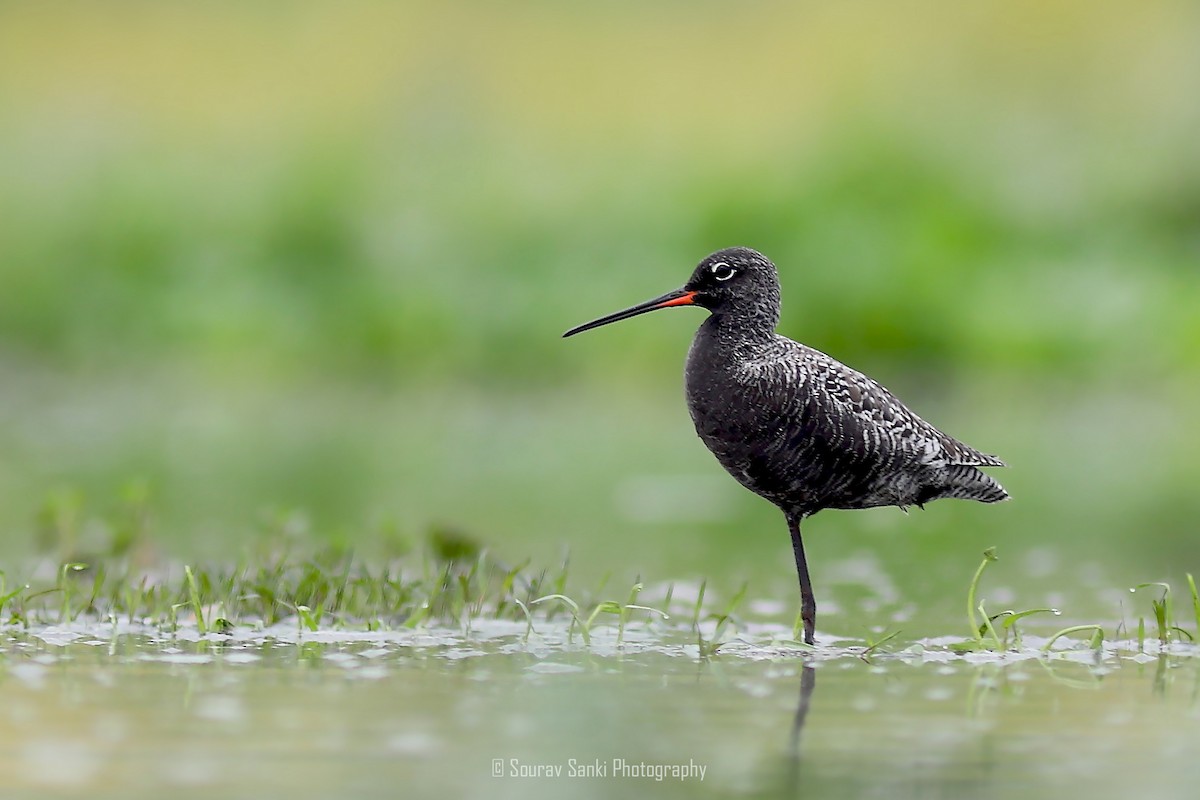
[{"xmin": 562, "ymin": 289, "xmax": 697, "ymax": 338}]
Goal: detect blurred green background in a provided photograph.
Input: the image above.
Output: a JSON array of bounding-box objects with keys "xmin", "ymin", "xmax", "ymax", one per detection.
[{"xmin": 1, "ymin": 1, "xmax": 1198, "ymax": 632}]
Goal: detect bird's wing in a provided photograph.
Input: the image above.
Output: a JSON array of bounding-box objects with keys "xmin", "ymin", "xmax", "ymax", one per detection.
[{"xmin": 784, "ymin": 343, "xmax": 1005, "ymax": 469}]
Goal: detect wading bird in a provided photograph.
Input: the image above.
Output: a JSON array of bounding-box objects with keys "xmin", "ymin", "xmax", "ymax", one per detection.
[{"xmin": 563, "ymin": 247, "xmax": 1007, "ymax": 645}]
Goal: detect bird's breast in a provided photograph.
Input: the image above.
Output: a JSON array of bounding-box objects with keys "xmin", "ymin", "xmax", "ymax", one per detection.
[{"xmin": 684, "ymin": 332, "xmax": 815, "ymax": 498}]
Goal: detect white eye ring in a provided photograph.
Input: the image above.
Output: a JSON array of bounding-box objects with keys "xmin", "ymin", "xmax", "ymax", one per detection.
[{"xmin": 711, "ymin": 263, "xmax": 737, "ymax": 281}]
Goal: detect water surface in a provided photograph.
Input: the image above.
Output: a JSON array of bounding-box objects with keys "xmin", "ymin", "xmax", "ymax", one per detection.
[{"xmin": 3, "ymin": 621, "xmax": 1197, "ymax": 799}]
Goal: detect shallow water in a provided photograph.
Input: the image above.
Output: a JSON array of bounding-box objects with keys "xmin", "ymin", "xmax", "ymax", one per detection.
[{"xmin": 2, "ymin": 621, "xmax": 1198, "ymax": 800}]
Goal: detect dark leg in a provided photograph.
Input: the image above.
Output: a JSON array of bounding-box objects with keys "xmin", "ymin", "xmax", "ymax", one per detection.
[{"xmin": 787, "ymin": 513, "xmax": 816, "ymax": 645}]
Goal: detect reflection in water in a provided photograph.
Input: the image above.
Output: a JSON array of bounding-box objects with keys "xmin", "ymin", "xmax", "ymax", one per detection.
[
  {"xmin": 766, "ymin": 647, "xmax": 1200, "ymax": 799},
  {"xmin": 787, "ymin": 662, "xmax": 817, "ymax": 789}
]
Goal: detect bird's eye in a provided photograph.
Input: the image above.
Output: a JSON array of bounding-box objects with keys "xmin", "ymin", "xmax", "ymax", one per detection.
[{"xmin": 711, "ymin": 263, "xmax": 737, "ymax": 281}]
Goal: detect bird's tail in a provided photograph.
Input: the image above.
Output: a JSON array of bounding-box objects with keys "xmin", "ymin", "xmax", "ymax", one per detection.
[{"xmin": 944, "ymin": 465, "xmax": 1010, "ymax": 504}]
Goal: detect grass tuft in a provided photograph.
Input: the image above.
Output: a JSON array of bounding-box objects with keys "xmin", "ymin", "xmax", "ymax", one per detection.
[
  {"xmin": 1188, "ymin": 574, "xmax": 1200, "ymax": 637},
  {"xmin": 1041, "ymin": 625, "xmax": 1105, "ymax": 653},
  {"xmin": 1131, "ymin": 583, "xmax": 1173, "ymax": 645},
  {"xmin": 0, "ymin": 542, "xmax": 1196, "ymax": 663},
  {"xmin": 967, "ymin": 547, "xmax": 999, "ymax": 646}
]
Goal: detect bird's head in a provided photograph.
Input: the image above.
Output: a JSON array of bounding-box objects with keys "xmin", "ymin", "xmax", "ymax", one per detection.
[
  {"xmin": 562, "ymin": 247, "xmax": 781, "ymax": 339},
  {"xmin": 683, "ymin": 247, "xmax": 780, "ymax": 320}
]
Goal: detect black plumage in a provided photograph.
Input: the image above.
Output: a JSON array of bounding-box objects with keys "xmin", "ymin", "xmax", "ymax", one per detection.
[{"xmin": 563, "ymin": 247, "xmax": 1007, "ymax": 645}]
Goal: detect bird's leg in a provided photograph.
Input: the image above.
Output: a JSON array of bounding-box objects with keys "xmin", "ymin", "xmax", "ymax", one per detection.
[{"xmin": 787, "ymin": 513, "xmax": 816, "ymax": 645}]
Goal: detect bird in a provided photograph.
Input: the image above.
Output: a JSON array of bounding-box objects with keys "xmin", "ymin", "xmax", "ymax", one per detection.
[{"xmin": 562, "ymin": 246, "xmax": 1007, "ymax": 646}]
